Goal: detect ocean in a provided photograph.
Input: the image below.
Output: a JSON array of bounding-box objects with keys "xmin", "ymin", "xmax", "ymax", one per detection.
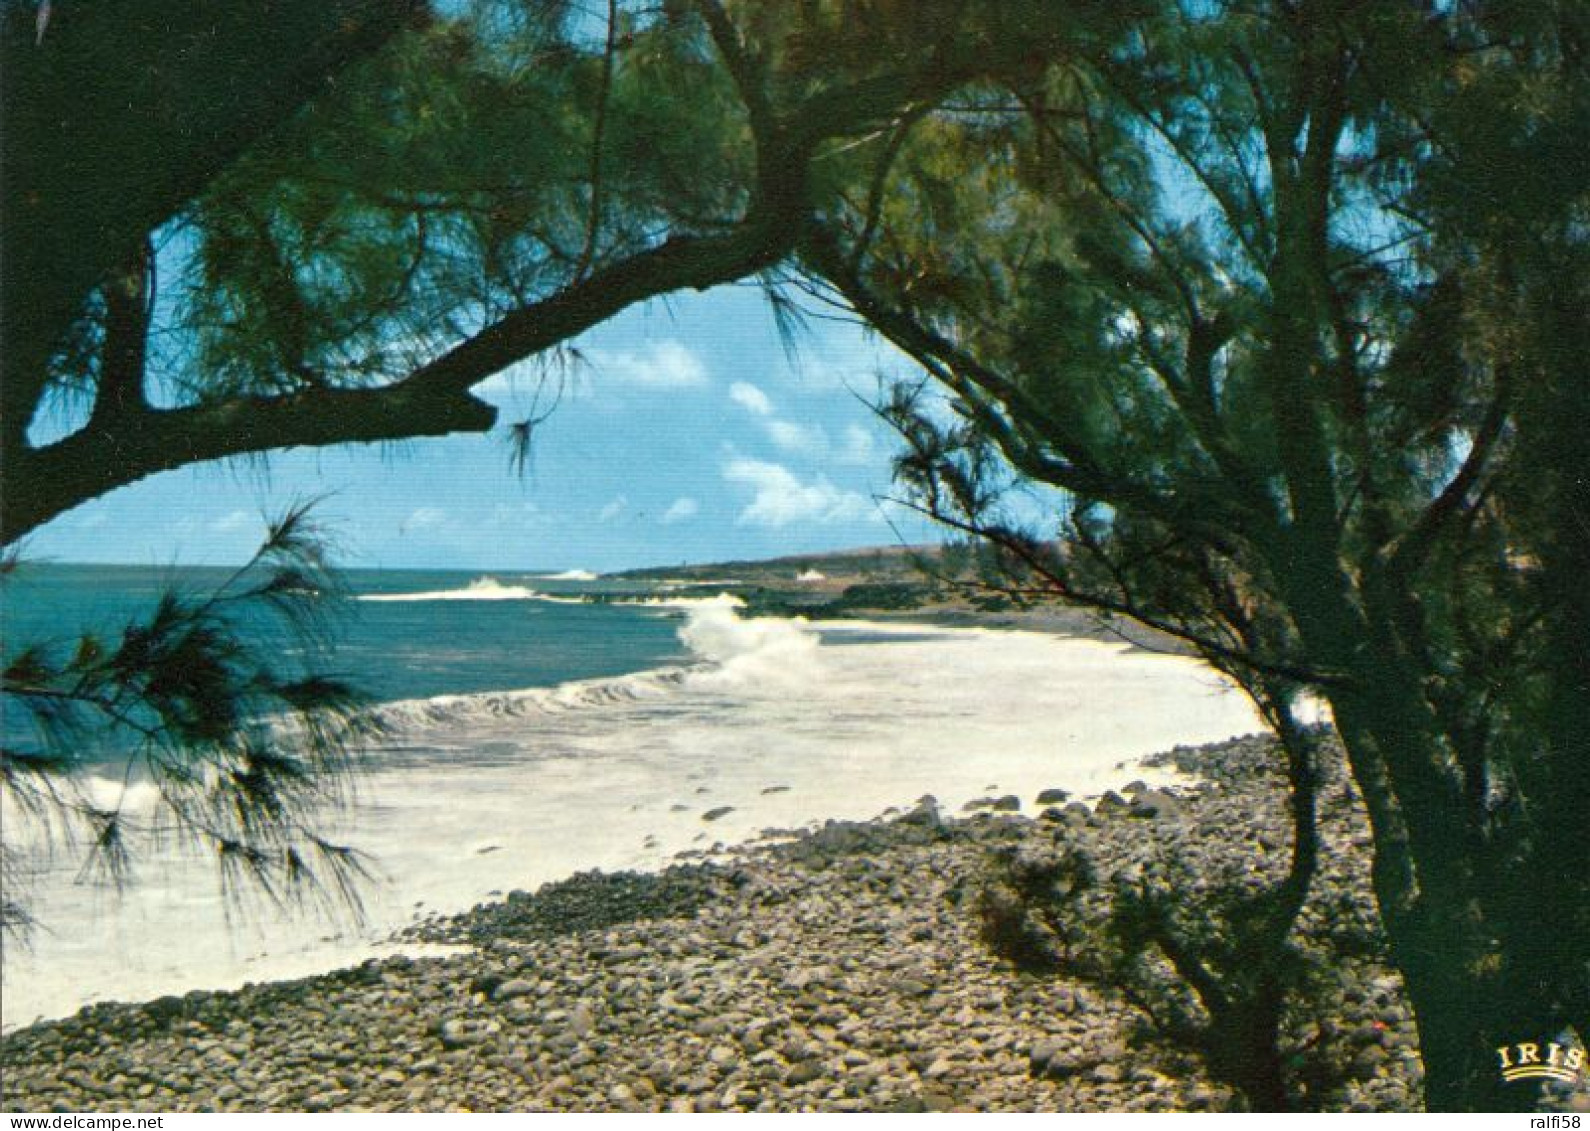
[{"xmin": 1, "ymin": 564, "xmax": 1266, "ymax": 1030}]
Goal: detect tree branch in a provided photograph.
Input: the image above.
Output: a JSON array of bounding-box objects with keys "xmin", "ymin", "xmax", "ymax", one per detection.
[
  {"xmin": 1, "ymin": 0, "xmax": 429, "ymax": 443},
  {"xmin": 5, "ymin": 193, "xmax": 810, "ymax": 542},
  {"xmin": 5, "ymin": 3, "xmax": 1017, "ymax": 543},
  {"xmin": 1383, "ymin": 369, "xmax": 1511, "ymax": 581}
]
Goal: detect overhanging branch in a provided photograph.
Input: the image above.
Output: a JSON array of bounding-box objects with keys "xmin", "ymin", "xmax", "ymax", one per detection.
[
  {"xmin": 5, "ymin": 4, "xmax": 1023, "ymax": 545},
  {"xmin": 3, "ymin": 199, "xmax": 807, "ymax": 543},
  {"xmin": 1, "ymin": 0, "xmax": 429, "ymax": 442}
]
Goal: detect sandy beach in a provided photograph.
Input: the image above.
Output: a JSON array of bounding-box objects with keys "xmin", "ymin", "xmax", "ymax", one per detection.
[{"xmin": 2, "ymin": 608, "xmax": 1263, "ymax": 1031}]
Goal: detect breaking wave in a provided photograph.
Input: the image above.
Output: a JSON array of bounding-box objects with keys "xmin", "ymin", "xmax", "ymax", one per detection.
[
  {"xmin": 369, "ymin": 597, "xmax": 821, "ymax": 731},
  {"xmin": 610, "ymin": 592, "xmax": 747, "ymax": 610},
  {"xmin": 357, "ymin": 576, "xmax": 542, "ymax": 602},
  {"xmin": 371, "ymin": 667, "xmax": 691, "ymax": 728},
  {"xmin": 677, "ymin": 598, "xmax": 819, "ymax": 691}
]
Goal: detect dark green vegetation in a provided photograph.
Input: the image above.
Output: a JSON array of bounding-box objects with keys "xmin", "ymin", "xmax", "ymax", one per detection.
[
  {"xmin": 3, "ymin": 0, "xmax": 1586, "ymax": 1111},
  {"xmin": 613, "ymin": 543, "xmax": 938, "ymax": 585},
  {"xmin": 611, "ymin": 544, "xmax": 951, "ymax": 617},
  {"xmin": 797, "ymin": 0, "xmax": 1589, "ymax": 1111},
  {"xmin": 1, "ymin": 506, "xmax": 376, "ymax": 935},
  {"xmin": 1, "ymin": 0, "xmax": 1057, "ymax": 541}
]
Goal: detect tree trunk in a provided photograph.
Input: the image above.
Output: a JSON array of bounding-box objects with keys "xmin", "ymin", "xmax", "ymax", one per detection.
[
  {"xmin": 1208, "ymin": 998, "xmax": 1293, "ymax": 1112},
  {"xmin": 1323, "ymin": 676, "xmax": 1554, "ymax": 1111}
]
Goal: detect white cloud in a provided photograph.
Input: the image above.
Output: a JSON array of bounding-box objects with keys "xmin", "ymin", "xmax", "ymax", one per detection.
[
  {"xmin": 723, "ymin": 456, "xmax": 876, "ymax": 528},
  {"xmin": 766, "ymin": 419, "xmax": 828, "ymax": 456},
  {"xmin": 487, "ymin": 501, "xmax": 547, "ymax": 528},
  {"xmin": 597, "ymin": 495, "xmax": 628, "ymax": 523},
  {"xmin": 728, "ymin": 381, "xmax": 773, "ymax": 416},
  {"xmin": 836, "ymin": 423, "xmax": 879, "ymax": 466},
  {"xmin": 588, "ymin": 340, "xmax": 708, "ymax": 389},
  {"xmin": 401, "ymin": 507, "xmax": 448, "ymax": 533},
  {"xmin": 729, "ymin": 381, "xmax": 830, "ymax": 455},
  {"xmin": 660, "ymin": 497, "xmax": 700, "ymax": 524},
  {"xmin": 210, "ymin": 510, "xmax": 254, "ymax": 534}
]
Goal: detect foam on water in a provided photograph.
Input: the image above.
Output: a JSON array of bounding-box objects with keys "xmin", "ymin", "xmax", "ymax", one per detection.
[
  {"xmin": 368, "ymin": 667, "xmax": 690, "ymax": 728},
  {"xmin": 2, "ymin": 603, "xmax": 1268, "ymax": 1030},
  {"xmin": 676, "ymin": 597, "xmax": 819, "ymax": 691},
  {"xmin": 356, "ymin": 576, "xmax": 543, "ymax": 601},
  {"xmin": 611, "ymin": 592, "xmax": 747, "ymax": 610}
]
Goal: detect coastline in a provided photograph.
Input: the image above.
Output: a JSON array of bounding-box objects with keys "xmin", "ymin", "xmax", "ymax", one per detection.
[
  {"xmin": 2, "ymin": 609, "xmax": 1262, "ymax": 1031},
  {"xmin": 4, "ymin": 733, "xmax": 1432, "ymax": 1113}
]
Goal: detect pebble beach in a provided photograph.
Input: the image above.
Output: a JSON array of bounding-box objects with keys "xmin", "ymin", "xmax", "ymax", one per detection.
[{"xmin": 3, "ymin": 733, "xmax": 1451, "ymax": 1114}]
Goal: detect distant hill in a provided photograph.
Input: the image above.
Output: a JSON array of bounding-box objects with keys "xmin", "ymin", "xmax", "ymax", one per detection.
[
  {"xmin": 612, "ymin": 543, "xmax": 948, "ymax": 586},
  {"xmin": 604, "ymin": 543, "xmax": 964, "ymax": 619},
  {"xmin": 610, "ymin": 541, "xmax": 1186, "ymax": 653}
]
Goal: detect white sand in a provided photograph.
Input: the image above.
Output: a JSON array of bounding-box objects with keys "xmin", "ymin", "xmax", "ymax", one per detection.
[{"xmin": 2, "ymin": 605, "xmax": 1265, "ymax": 1030}]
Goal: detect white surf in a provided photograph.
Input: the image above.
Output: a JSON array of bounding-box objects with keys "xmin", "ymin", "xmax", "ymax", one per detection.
[{"xmin": 2, "ymin": 603, "xmax": 1267, "ymax": 1029}]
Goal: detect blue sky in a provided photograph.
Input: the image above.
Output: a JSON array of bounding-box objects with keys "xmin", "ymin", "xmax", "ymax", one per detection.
[{"xmin": 26, "ymin": 284, "xmax": 951, "ymax": 572}]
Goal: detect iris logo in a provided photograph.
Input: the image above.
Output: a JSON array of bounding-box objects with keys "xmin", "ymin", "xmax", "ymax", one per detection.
[{"xmin": 1497, "ymin": 1040, "xmax": 1586, "ymax": 1085}]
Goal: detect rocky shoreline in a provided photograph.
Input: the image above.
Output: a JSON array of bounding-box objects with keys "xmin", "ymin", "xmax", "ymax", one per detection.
[{"xmin": 0, "ymin": 734, "xmax": 1569, "ymax": 1113}]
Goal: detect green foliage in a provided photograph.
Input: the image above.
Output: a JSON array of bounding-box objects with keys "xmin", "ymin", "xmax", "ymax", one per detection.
[
  {"xmin": 829, "ymin": 582, "xmax": 937, "ymax": 612},
  {"xmin": 806, "ymin": 0, "xmax": 1589, "ymax": 1110},
  {"xmin": 1, "ymin": 503, "xmax": 377, "ymax": 936},
  {"xmin": 174, "ymin": 3, "xmax": 748, "ymax": 401},
  {"xmin": 9, "ymin": 0, "xmax": 1106, "ymax": 545},
  {"xmin": 976, "ymin": 814, "xmax": 1347, "ymax": 1111},
  {"xmin": 48, "ymin": 0, "xmax": 1090, "ymax": 425},
  {"xmin": 975, "ymin": 836, "xmax": 1095, "ymax": 974}
]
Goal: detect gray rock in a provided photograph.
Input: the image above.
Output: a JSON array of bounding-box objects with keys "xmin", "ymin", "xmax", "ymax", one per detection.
[
  {"xmin": 962, "ymin": 795, "xmax": 1020, "ymax": 813},
  {"xmin": 897, "ymin": 797, "xmax": 943, "ymax": 828},
  {"xmin": 1030, "ymin": 1038, "xmax": 1103, "ymax": 1080},
  {"xmin": 492, "ymin": 978, "xmax": 536, "ymax": 1002},
  {"xmin": 784, "ymin": 1062, "xmax": 823, "ymax": 1086},
  {"xmin": 435, "ymin": 1019, "xmax": 479, "ymax": 1050},
  {"xmin": 1062, "ymin": 802, "xmax": 1095, "ymax": 826},
  {"xmin": 1035, "ymin": 788, "xmax": 1071, "ymax": 805},
  {"xmin": 703, "ymin": 807, "xmax": 736, "ymax": 822},
  {"xmin": 1094, "ymin": 790, "xmax": 1129, "ymax": 815},
  {"xmin": 1129, "ymin": 789, "xmax": 1184, "ymax": 820},
  {"xmin": 1029, "ymin": 1038, "xmax": 1067, "ymax": 1072}
]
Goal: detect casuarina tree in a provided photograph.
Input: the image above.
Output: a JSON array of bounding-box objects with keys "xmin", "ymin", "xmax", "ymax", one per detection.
[{"xmin": 799, "ymin": 0, "xmax": 1589, "ymax": 1110}]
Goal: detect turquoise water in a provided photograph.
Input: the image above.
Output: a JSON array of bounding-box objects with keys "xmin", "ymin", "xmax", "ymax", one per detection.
[{"xmin": 1, "ymin": 564, "xmax": 689, "ymax": 746}]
